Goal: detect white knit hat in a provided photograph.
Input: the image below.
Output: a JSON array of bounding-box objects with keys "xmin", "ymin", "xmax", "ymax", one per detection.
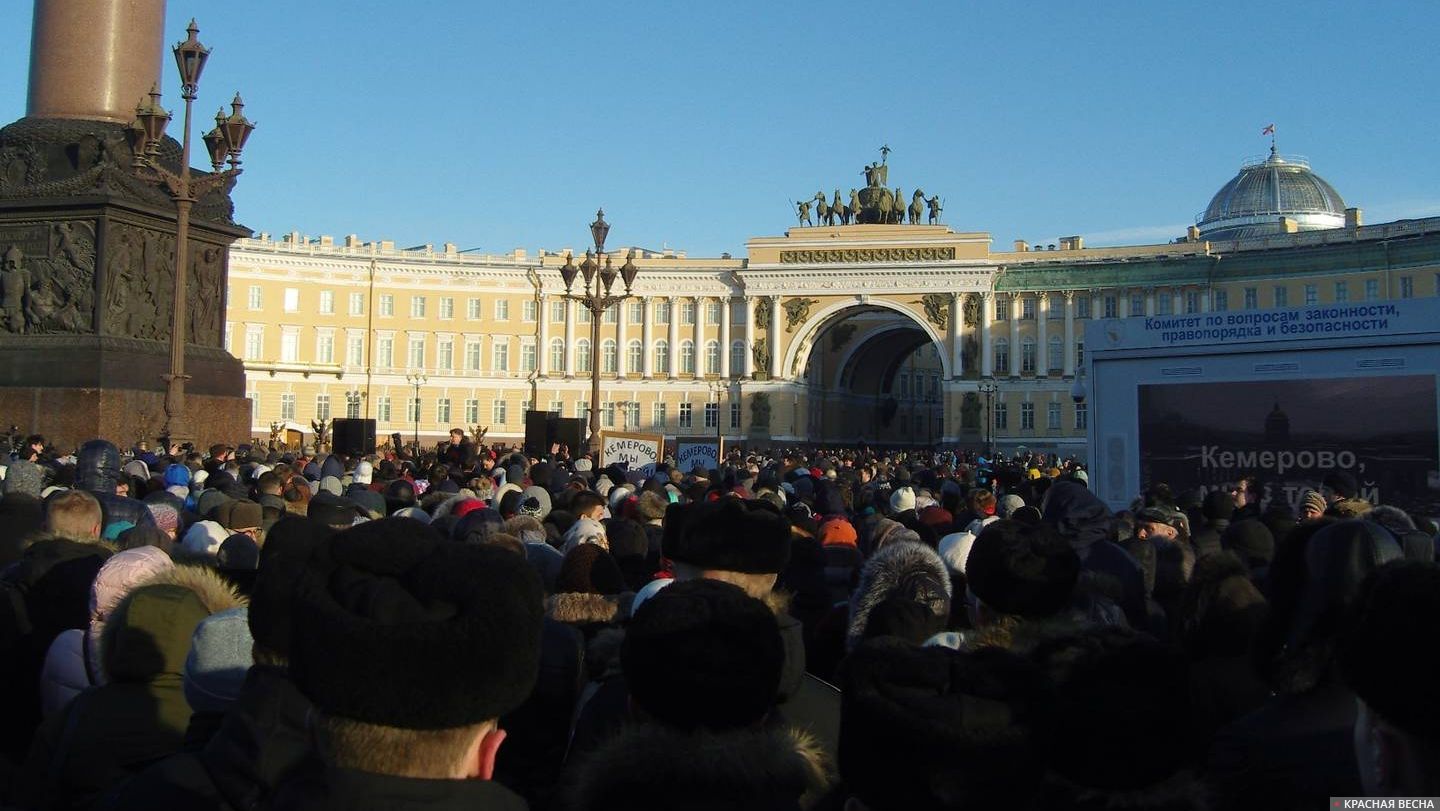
[{"xmin": 889, "ymin": 486, "xmax": 916, "ymax": 514}]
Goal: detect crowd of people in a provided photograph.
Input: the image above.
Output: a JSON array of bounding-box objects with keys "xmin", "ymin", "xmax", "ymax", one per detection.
[{"xmin": 0, "ymin": 428, "xmax": 1436, "ymax": 810}]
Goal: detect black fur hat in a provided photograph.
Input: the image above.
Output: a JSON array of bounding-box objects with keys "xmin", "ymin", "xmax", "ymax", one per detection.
[
  {"xmin": 290, "ymin": 517, "xmax": 543, "ymax": 728},
  {"xmin": 661, "ymin": 498, "xmax": 791, "ymax": 574},
  {"xmin": 966, "ymin": 520, "xmax": 1079, "ymax": 619}
]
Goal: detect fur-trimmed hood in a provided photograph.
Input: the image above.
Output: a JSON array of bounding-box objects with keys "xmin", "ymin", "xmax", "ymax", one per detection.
[
  {"xmin": 847, "ymin": 540, "xmax": 951, "ymax": 651},
  {"xmin": 99, "ymin": 564, "xmax": 247, "ymax": 683},
  {"xmin": 565, "ymin": 723, "xmax": 834, "ymax": 811},
  {"xmin": 545, "ymin": 591, "xmax": 628, "ymax": 627}
]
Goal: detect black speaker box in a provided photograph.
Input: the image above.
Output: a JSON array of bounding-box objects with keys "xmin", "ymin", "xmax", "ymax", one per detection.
[{"xmin": 331, "ymin": 418, "xmax": 377, "ymax": 456}]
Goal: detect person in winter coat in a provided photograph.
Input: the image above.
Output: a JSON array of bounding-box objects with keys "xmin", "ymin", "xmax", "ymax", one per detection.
[
  {"xmin": 846, "ymin": 541, "xmax": 951, "ymax": 652},
  {"xmin": 74, "ymin": 439, "xmax": 156, "ymax": 532},
  {"xmin": 12, "ymin": 565, "xmax": 245, "ymax": 811},
  {"xmin": 1040, "ymin": 481, "xmax": 1147, "ymax": 629},
  {"xmin": 1191, "ymin": 489, "xmax": 1235, "ymax": 558}
]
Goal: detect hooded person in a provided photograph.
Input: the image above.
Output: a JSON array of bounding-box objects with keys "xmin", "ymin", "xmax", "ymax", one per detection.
[
  {"xmin": 269, "ymin": 518, "xmax": 543, "ymax": 811},
  {"xmin": 1041, "ymin": 480, "xmax": 1147, "ymax": 629},
  {"xmin": 846, "ymin": 540, "xmax": 952, "ymax": 652},
  {"xmin": 565, "ymin": 579, "xmax": 835, "ymax": 811},
  {"xmin": 74, "ymin": 438, "xmax": 155, "ymax": 531},
  {"xmin": 13, "ymin": 565, "xmax": 246, "ymax": 811},
  {"xmin": 546, "ymin": 544, "xmax": 630, "ymax": 638}
]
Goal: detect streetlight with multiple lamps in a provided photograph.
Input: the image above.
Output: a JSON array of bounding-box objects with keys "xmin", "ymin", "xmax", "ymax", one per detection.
[
  {"xmin": 558, "ymin": 210, "xmax": 639, "ymax": 456},
  {"xmin": 130, "ymin": 19, "xmax": 255, "ymax": 446},
  {"xmin": 406, "ymin": 371, "xmax": 428, "ymax": 453},
  {"xmin": 978, "ymin": 380, "xmax": 998, "ymax": 458}
]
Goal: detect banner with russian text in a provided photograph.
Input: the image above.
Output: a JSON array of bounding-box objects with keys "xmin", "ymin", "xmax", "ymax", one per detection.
[{"xmin": 600, "ymin": 431, "xmax": 664, "ymax": 478}]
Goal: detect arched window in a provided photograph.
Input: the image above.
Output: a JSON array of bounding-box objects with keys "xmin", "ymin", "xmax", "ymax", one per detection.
[
  {"xmin": 576, "ymin": 339, "xmax": 592, "ymax": 373},
  {"xmin": 679, "ymin": 340, "xmax": 695, "ymax": 374},
  {"xmin": 549, "ymin": 338, "xmax": 565, "ymax": 373},
  {"xmin": 1021, "ymin": 337, "xmax": 1037, "ymax": 373},
  {"xmin": 994, "ymin": 338, "xmax": 1010, "ymax": 375},
  {"xmin": 627, "ymin": 339, "xmax": 643, "ymax": 373},
  {"xmin": 730, "ymin": 341, "xmax": 746, "ymax": 375},
  {"xmin": 1047, "ymin": 335, "xmax": 1063, "ymax": 373},
  {"xmin": 601, "ymin": 339, "xmax": 617, "ymax": 373},
  {"xmin": 704, "ymin": 340, "xmax": 721, "ymax": 375},
  {"xmin": 654, "ymin": 340, "xmax": 670, "ymax": 374}
]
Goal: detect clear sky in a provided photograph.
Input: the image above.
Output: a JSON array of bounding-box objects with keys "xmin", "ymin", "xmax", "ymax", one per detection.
[{"xmin": 3, "ymin": 1, "xmax": 1438, "ymax": 257}]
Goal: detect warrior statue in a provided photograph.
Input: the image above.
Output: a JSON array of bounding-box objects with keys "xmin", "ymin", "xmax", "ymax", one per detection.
[{"xmin": 795, "ymin": 199, "xmax": 813, "ymax": 227}]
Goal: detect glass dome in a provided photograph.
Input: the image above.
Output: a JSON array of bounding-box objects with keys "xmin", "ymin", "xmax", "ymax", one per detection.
[{"xmin": 1197, "ymin": 147, "xmax": 1346, "ymax": 240}]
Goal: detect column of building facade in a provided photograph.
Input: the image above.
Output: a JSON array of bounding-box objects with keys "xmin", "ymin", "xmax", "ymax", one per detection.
[
  {"xmin": 1172, "ymin": 289, "xmax": 1183, "ymax": 315},
  {"xmin": 538, "ymin": 293, "xmax": 551, "ymax": 377},
  {"xmin": 616, "ymin": 296, "xmax": 629, "ymax": 376},
  {"xmin": 1036, "ymin": 292, "xmax": 1049, "ymax": 377},
  {"xmin": 692, "ymin": 296, "xmax": 704, "ymax": 376},
  {"xmin": 641, "ymin": 296, "xmax": 654, "ymax": 378},
  {"xmin": 1063, "ymin": 291, "xmax": 1076, "ymax": 378},
  {"xmin": 980, "ymin": 292, "xmax": 993, "ymax": 377},
  {"xmin": 1118, "ymin": 288, "xmax": 1130, "ymax": 319},
  {"xmin": 1201, "ymin": 289, "xmax": 1212, "ymax": 313},
  {"xmin": 667, "ymin": 297, "xmax": 680, "ymax": 380},
  {"xmin": 1008, "ymin": 294, "xmax": 1020, "ymax": 378},
  {"xmin": 563, "ymin": 298, "xmax": 576, "ymax": 377},
  {"xmin": 743, "ymin": 296, "xmax": 756, "ymax": 378},
  {"xmin": 719, "ymin": 296, "xmax": 732, "ymax": 378},
  {"xmin": 1145, "ymin": 288, "xmax": 1157, "ymax": 317},
  {"xmin": 768, "ymin": 295, "xmax": 782, "ymax": 379},
  {"xmin": 949, "ymin": 291, "xmax": 962, "ymax": 379}
]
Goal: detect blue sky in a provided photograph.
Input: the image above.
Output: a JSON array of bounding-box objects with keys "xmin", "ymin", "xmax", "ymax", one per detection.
[{"xmin": 3, "ymin": 1, "xmax": 1437, "ymax": 256}]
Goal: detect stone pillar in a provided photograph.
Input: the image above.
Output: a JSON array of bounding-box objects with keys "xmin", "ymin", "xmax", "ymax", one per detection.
[
  {"xmin": 1036, "ymin": 293, "xmax": 1049, "ymax": 377},
  {"xmin": 1201, "ymin": 289, "xmax": 1212, "ymax": 313},
  {"xmin": 719, "ymin": 296, "xmax": 732, "ymax": 378},
  {"xmin": 1008, "ymin": 295, "xmax": 1020, "ymax": 378},
  {"xmin": 1118, "ymin": 289, "xmax": 1130, "ymax": 319},
  {"xmin": 27, "ymin": 0, "xmax": 168, "ymax": 123},
  {"xmin": 1173, "ymin": 289, "xmax": 1184, "ymax": 315},
  {"xmin": 538, "ymin": 293, "xmax": 551, "ymax": 377},
  {"xmin": 743, "ymin": 296, "xmax": 756, "ymax": 378},
  {"xmin": 949, "ymin": 292, "xmax": 962, "ymax": 379},
  {"xmin": 693, "ymin": 296, "xmax": 704, "ymax": 376},
  {"xmin": 563, "ymin": 298, "xmax": 576, "ymax": 377},
  {"xmin": 641, "ymin": 296, "xmax": 654, "ymax": 378},
  {"xmin": 616, "ymin": 296, "xmax": 629, "ymax": 376},
  {"xmin": 1063, "ymin": 291, "xmax": 1077, "ymax": 378},
  {"xmin": 980, "ymin": 293, "xmax": 993, "ymax": 377},
  {"xmin": 769, "ymin": 295, "xmax": 782, "ymax": 379},
  {"xmin": 667, "ymin": 298, "xmax": 680, "ymax": 379}
]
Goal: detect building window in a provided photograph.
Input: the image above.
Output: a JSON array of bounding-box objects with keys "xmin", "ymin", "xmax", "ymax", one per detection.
[
  {"xmin": 439, "ymin": 297, "xmax": 455, "ymax": 319},
  {"xmin": 1129, "ymin": 292, "xmax": 1144, "ymax": 317},
  {"xmin": 731, "ymin": 341, "xmax": 746, "ymax": 375},
  {"xmin": 494, "ymin": 300, "xmax": 510, "ymax": 321},
  {"xmin": 492, "ymin": 400, "xmax": 507, "ymax": 424},
  {"xmin": 244, "ymin": 326, "xmax": 263, "ymax": 360},
  {"xmin": 1047, "ymin": 401, "xmax": 1061, "ymax": 430},
  {"xmin": 1021, "ymin": 338, "xmax": 1036, "ymax": 373},
  {"xmin": 247, "ymin": 285, "xmax": 262, "ymax": 310},
  {"xmin": 1273, "ymin": 286, "xmax": 1288, "ymax": 308},
  {"xmin": 654, "ymin": 340, "xmax": 670, "ymax": 374},
  {"xmin": 550, "ymin": 300, "xmax": 566, "ymax": 322},
  {"xmin": 1157, "ymin": 294, "xmax": 1173, "ymax": 316},
  {"xmin": 704, "ymin": 341, "xmax": 720, "ymax": 375},
  {"xmin": 376, "ymin": 336, "xmax": 394, "ymax": 369},
  {"xmin": 376, "ymin": 396, "xmax": 391, "ymax": 423},
  {"xmin": 1364, "ymin": 279, "xmax": 1379, "ymax": 301},
  {"xmin": 407, "ymin": 397, "xmax": 421, "ymax": 424},
  {"xmin": 680, "ymin": 301, "xmax": 696, "ymax": 326},
  {"xmin": 1102, "ymin": 295, "xmax": 1117, "ymax": 319},
  {"xmin": 379, "ymin": 294, "xmax": 394, "ymax": 317},
  {"xmin": 994, "ymin": 338, "xmax": 1009, "ymax": 375},
  {"xmin": 679, "ymin": 402, "xmax": 693, "ymax": 429},
  {"xmin": 464, "ymin": 399, "xmax": 479, "ymax": 424},
  {"xmin": 575, "ymin": 339, "xmax": 592, "ymax": 373},
  {"xmin": 318, "ymin": 290, "xmax": 334, "ymax": 314},
  {"xmin": 515, "ymin": 298, "xmax": 534, "ymax": 323},
  {"xmin": 1399, "ymin": 276, "xmax": 1414, "ymax": 299},
  {"xmin": 995, "ymin": 402, "xmax": 1008, "ymax": 431},
  {"xmin": 1213, "ymin": 290, "xmax": 1229, "ymax": 312},
  {"xmin": 407, "ymin": 337, "xmax": 425, "ymax": 369},
  {"xmin": 492, "ymin": 342, "xmax": 509, "ymax": 372},
  {"xmin": 652, "ymin": 402, "xmax": 667, "ymax": 430},
  {"xmin": 1184, "ymin": 291, "xmax": 1200, "ymax": 314},
  {"xmin": 437, "ymin": 398, "xmax": 451, "ymax": 424},
  {"xmin": 622, "ymin": 401, "xmax": 640, "ymax": 429},
  {"xmin": 575, "ymin": 400, "xmax": 589, "ymax": 421},
  {"xmin": 577, "ymin": 306, "xmax": 591, "ymax": 324},
  {"xmin": 520, "ymin": 341, "xmax": 535, "ymax": 373},
  {"xmin": 1075, "ymin": 401, "xmax": 1088, "ymax": 430},
  {"xmin": 704, "ymin": 402, "xmax": 718, "ymax": 428},
  {"xmin": 601, "ymin": 339, "xmax": 617, "ymax": 373},
  {"xmin": 1076, "ymin": 341, "xmax": 1085, "ymax": 368},
  {"xmin": 1076, "ymin": 295, "xmax": 1092, "ymax": 319},
  {"xmin": 1047, "ymin": 336, "xmax": 1063, "ymax": 373},
  {"xmin": 1020, "ymin": 297, "xmax": 1035, "ymax": 320},
  {"xmin": 628, "ymin": 300, "xmax": 645, "ymax": 323},
  {"xmin": 467, "ymin": 298, "xmax": 481, "ymax": 319},
  {"xmin": 679, "ymin": 340, "xmax": 695, "ymax": 374},
  {"xmin": 1048, "ymin": 293, "xmax": 1064, "ymax": 319},
  {"xmin": 316, "ymin": 332, "xmax": 335, "ymax": 364},
  {"xmin": 731, "ymin": 402, "xmax": 741, "ymax": 429},
  {"xmin": 656, "ymin": 301, "xmax": 671, "ymax": 324},
  {"xmin": 1244, "ymin": 287, "xmax": 1258, "ymax": 310},
  {"xmin": 898, "ymin": 374, "xmax": 910, "ymax": 399},
  {"xmin": 601, "ymin": 401, "xmax": 615, "ymax": 428},
  {"xmin": 438, "ymin": 338, "xmax": 454, "ymax": 370},
  {"xmin": 346, "ymin": 391, "xmax": 361, "ymax": 419},
  {"xmin": 280, "ymin": 393, "xmax": 296, "ymax": 421},
  {"xmin": 282, "ymin": 288, "xmax": 300, "ymax": 313},
  {"xmin": 346, "ymin": 335, "xmax": 364, "ymax": 367},
  {"xmin": 1304, "ymin": 284, "xmax": 1318, "ymax": 306},
  {"xmin": 410, "ymin": 296, "xmax": 426, "ymax": 318},
  {"xmin": 349, "ymin": 292, "xmax": 364, "ymax": 315},
  {"xmin": 1334, "ymin": 281, "xmax": 1349, "ymax": 302},
  {"xmin": 994, "ymin": 296, "xmax": 1008, "ymax": 321},
  {"xmin": 1021, "ymin": 402, "xmax": 1035, "ymax": 430},
  {"xmin": 626, "ymin": 340, "xmax": 642, "ymax": 373},
  {"xmin": 465, "ymin": 341, "xmax": 481, "ymax": 371},
  {"xmin": 549, "ymin": 338, "xmax": 565, "ymax": 372},
  {"xmin": 280, "ymin": 330, "xmax": 299, "ymax": 362},
  {"xmin": 706, "ymin": 301, "xmax": 722, "ymax": 324}
]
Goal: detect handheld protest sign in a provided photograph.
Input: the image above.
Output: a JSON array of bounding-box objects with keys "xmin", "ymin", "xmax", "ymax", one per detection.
[
  {"xmin": 600, "ymin": 431, "xmax": 664, "ymax": 478},
  {"xmin": 674, "ymin": 436, "xmax": 722, "ymax": 476}
]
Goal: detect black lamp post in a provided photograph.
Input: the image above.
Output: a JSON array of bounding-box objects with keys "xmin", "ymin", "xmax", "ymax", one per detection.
[
  {"xmin": 130, "ymin": 20, "xmax": 255, "ymax": 446},
  {"xmin": 978, "ymin": 380, "xmax": 998, "ymax": 457},
  {"xmin": 406, "ymin": 371, "xmax": 428, "ymax": 453},
  {"xmin": 559, "ymin": 210, "xmax": 638, "ymax": 456}
]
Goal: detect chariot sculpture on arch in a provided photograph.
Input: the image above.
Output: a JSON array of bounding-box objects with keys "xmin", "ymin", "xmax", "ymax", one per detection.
[{"xmin": 799, "ymin": 147, "xmax": 940, "ymax": 226}]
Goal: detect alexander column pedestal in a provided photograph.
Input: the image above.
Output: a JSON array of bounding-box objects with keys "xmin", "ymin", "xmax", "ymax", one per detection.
[{"xmin": 0, "ymin": 0, "xmax": 251, "ymax": 449}]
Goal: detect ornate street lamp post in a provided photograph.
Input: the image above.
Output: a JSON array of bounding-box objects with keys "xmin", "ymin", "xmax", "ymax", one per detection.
[
  {"xmin": 130, "ymin": 20, "xmax": 255, "ymax": 446},
  {"xmin": 406, "ymin": 371, "xmax": 428, "ymax": 453},
  {"xmin": 978, "ymin": 380, "xmax": 998, "ymax": 458},
  {"xmin": 559, "ymin": 210, "xmax": 638, "ymax": 456}
]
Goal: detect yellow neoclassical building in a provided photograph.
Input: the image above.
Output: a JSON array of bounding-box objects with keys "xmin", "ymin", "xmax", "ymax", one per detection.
[{"xmin": 227, "ymin": 153, "xmax": 1440, "ymax": 455}]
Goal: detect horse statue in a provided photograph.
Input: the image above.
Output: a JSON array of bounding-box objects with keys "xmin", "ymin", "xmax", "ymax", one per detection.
[
  {"xmin": 874, "ymin": 186, "xmax": 895, "ymax": 223},
  {"xmin": 814, "ymin": 191, "xmax": 834, "ymax": 226},
  {"xmin": 909, "ymin": 190, "xmax": 926, "ymax": 225},
  {"xmin": 795, "ymin": 199, "xmax": 813, "ymax": 227},
  {"xmin": 832, "ymin": 190, "xmax": 848, "ymax": 225},
  {"xmin": 848, "ymin": 188, "xmax": 861, "ymax": 223},
  {"xmin": 892, "ymin": 188, "xmax": 906, "ymax": 224},
  {"xmin": 926, "ymin": 195, "xmax": 944, "ymax": 225}
]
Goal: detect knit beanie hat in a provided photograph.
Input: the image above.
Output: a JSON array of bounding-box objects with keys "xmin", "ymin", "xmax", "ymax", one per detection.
[
  {"xmin": 520, "ymin": 485, "xmax": 552, "ymax": 519},
  {"xmin": 181, "ymin": 520, "xmax": 229, "ymax": 557},
  {"xmin": 889, "ymin": 486, "xmax": 916, "ymax": 514},
  {"xmin": 818, "ymin": 517, "xmax": 858, "ymax": 548},
  {"xmin": 1299, "ymin": 488, "xmax": 1326, "ymax": 517},
  {"xmin": 184, "ymin": 606, "xmax": 255, "ymax": 714}
]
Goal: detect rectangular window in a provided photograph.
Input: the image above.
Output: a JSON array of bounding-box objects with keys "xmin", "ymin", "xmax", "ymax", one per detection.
[
  {"xmin": 1021, "ymin": 402, "xmax": 1035, "ymax": 430},
  {"xmin": 628, "ymin": 301, "xmax": 645, "ymax": 323},
  {"xmin": 349, "ymin": 292, "xmax": 364, "ymax": 315},
  {"xmin": 1076, "ymin": 295, "xmax": 1092, "ymax": 319},
  {"xmin": 652, "ymin": 402, "xmax": 667, "ymax": 430},
  {"xmin": 1129, "ymin": 293, "xmax": 1144, "ymax": 317},
  {"xmin": 576, "ymin": 401, "xmax": 589, "ymax": 421},
  {"xmin": 680, "ymin": 301, "xmax": 696, "ymax": 326},
  {"xmin": 1184, "ymin": 291, "xmax": 1200, "ymax": 314},
  {"xmin": 1047, "ymin": 401, "xmax": 1061, "ymax": 430},
  {"xmin": 407, "ymin": 337, "xmax": 425, "ymax": 369},
  {"xmin": 1076, "ymin": 341, "xmax": 1084, "ymax": 369},
  {"xmin": 1399, "ymin": 276, "xmax": 1414, "ymax": 299},
  {"xmin": 378, "ymin": 294, "xmax": 394, "ymax": 317},
  {"xmin": 318, "ymin": 290, "xmax": 334, "ymax": 314},
  {"xmin": 439, "ymin": 297, "xmax": 454, "ymax": 319},
  {"xmin": 551, "ymin": 300, "xmax": 567, "ymax": 322},
  {"xmin": 346, "ymin": 392, "xmax": 361, "ymax": 419},
  {"xmin": 706, "ymin": 301, "xmax": 722, "ymax": 325},
  {"xmin": 467, "ymin": 298, "xmax": 482, "ymax": 319},
  {"xmin": 730, "ymin": 402, "xmax": 741, "ymax": 429},
  {"xmin": 347, "ymin": 335, "xmax": 364, "ymax": 367},
  {"xmin": 1273, "ymin": 286, "xmax": 1288, "ymax": 308},
  {"xmin": 1334, "ymin": 281, "xmax": 1349, "ymax": 303},
  {"xmin": 280, "ymin": 393, "xmax": 296, "ymax": 421},
  {"xmin": 995, "ymin": 402, "xmax": 1008, "ymax": 431},
  {"xmin": 678, "ymin": 402, "xmax": 693, "ymax": 429},
  {"xmin": 602, "ymin": 303, "xmax": 618, "ymax": 324},
  {"xmin": 1020, "ymin": 297, "xmax": 1035, "ymax": 320},
  {"xmin": 436, "ymin": 398, "xmax": 451, "ymax": 424},
  {"xmin": 520, "ymin": 341, "xmax": 536, "ymax": 373},
  {"xmin": 280, "ymin": 330, "xmax": 299, "ymax": 362},
  {"xmin": 1075, "ymin": 402, "xmax": 1088, "ymax": 430},
  {"xmin": 704, "ymin": 402, "xmax": 718, "ymax": 429},
  {"xmin": 247, "ymin": 285, "xmax": 262, "ymax": 310},
  {"xmin": 407, "ymin": 397, "xmax": 421, "ymax": 424},
  {"xmin": 465, "ymin": 341, "xmax": 481, "ymax": 371},
  {"xmin": 1102, "ymin": 295, "xmax": 1117, "ymax": 319},
  {"xmin": 316, "ymin": 332, "xmax": 335, "ymax": 364},
  {"xmin": 521, "ymin": 299, "xmax": 537, "ymax": 322},
  {"xmin": 283, "ymin": 288, "xmax": 300, "ymax": 313},
  {"xmin": 548, "ymin": 399, "xmax": 564, "ymax": 416},
  {"xmin": 494, "ymin": 300, "xmax": 510, "ymax": 321},
  {"xmin": 1021, "ymin": 341, "xmax": 1037, "ymax": 373},
  {"xmin": 244, "ymin": 327, "xmax": 263, "ymax": 360},
  {"xmin": 437, "ymin": 338, "xmax": 454, "ymax": 370},
  {"xmin": 377, "ymin": 336, "xmax": 394, "ymax": 369},
  {"xmin": 1213, "ymin": 291, "xmax": 1229, "ymax": 312},
  {"xmin": 1048, "ymin": 293, "xmax": 1064, "ymax": 319},
  {"xmin": 598, "ymin": 401, "xmax": 614, "ymax": 428},
  {"xmin": 1304, "ymin": 284, "xmax": 1318, "ymax": 306},
  {"xmin": 577, "ymin": 306, "xmax": 592, "ymax": 324},
  {"xmin": 465, "ymin": 399, "xmax": 479, "ymax": 424},
  {"xmin": 898, "ymin": 374, "xmax": 910, "ymax": 398},
  {"xmin": 492, "ymin": 342, "xmax": 508, "ymax": 371},
  {"xmin": 1364, "ymin": 279, "xmax": 1379, "ymax": 301},
  {"xmin": 625, "ymin": 402, "xmax": 641, "ymax": 430},
  {"xmin": 1243, "ymin": 287, "xmax": 1258, "ymax": 310},
  {"xmin": 656, "ymin": 301, "xmax": 671, "ymax": 324},
  {"xmin": 994, "ymin": 296, "xmax": 1009, "ymax": 321},
  {"xmin": 1157, "ymin": 295, "xmax": 1173, "ymax": 316},
  {"xmin": 410, "ymin": 297, "xmax": 426, "ymax": 318}
]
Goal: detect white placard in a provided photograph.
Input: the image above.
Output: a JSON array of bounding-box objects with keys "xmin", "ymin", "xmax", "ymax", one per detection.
[{"xmin": 600, "ymin": 431, "xmax": 664, "ymax": 478}]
